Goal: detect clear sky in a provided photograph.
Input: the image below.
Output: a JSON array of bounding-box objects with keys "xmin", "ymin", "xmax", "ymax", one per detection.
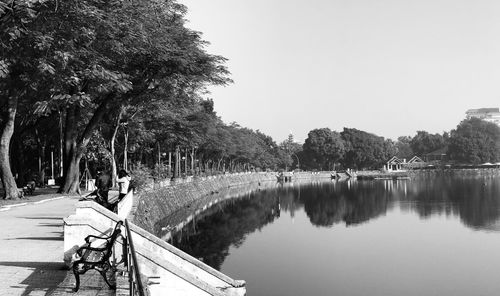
[{"xmin": 180, "ymin": 0, "xmax": 500, "ymax": 143}]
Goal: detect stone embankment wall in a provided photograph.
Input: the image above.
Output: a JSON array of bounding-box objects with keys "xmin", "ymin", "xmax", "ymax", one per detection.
[
  {"xmin": 356, "ymin": 168, "xmax": 500, "ymax": 180},
  {"xmin": 132, "ymin": 172, "xmax": 331, "ymax": 235},
  {"xmin": 412, "ymin": 167, "xmax": 500, "ymax": 178}
]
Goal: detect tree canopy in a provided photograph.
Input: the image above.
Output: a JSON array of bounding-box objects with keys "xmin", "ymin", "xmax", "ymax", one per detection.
[
  {"xmin": 448, "ymin": 118, "xmax": 500, "ymax": 164},
  {"xmin": 409, "ymin": 131, "xmax": 447, "ymax": 156},
  {"xmin": 1, "ymin": 0, "xmax": 284, "ymax": 198},
  {"xmin": 302, "ymin": 128, "xmax": 345, "ymax": 170},
  {"xmin": 341, "ymin": 128, "xmax": 396, "ymax": 170}
]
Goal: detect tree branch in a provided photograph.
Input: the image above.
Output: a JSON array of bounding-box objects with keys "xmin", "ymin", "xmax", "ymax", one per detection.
[{"xmin": 78, "ymin": 92, "xmax": 115, "ymax": 151}]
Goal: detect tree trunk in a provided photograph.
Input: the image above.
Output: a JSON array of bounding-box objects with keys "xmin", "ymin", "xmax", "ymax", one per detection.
[
  {"xmin": 61, "ymin": 94, "xmax": 113, "ymax": 193},
  {"xmin": 59, "ymin": 109, "xmax": 64, "ymax": 177},
  {"xmin": 60, "ymin": 106, "xmax": 78, "ymax": 193},
  {"xmin": 62, "ymin": 152, "xmax": 82, "ymax": 193},
  {"xmin": 35, "ymin": 128, "xmax": 47, "ymax": 186},
  {"xmin": 184, "ymin": 148, "xmax": 188, "ymax": 175},
  {"xmin": 217, "ymin": 158, "xmax": 223, "ymax": 172},
  {"xmin": 190, "ymin": 147, "xmax": 195, "ymax": 175},
  {"xmin": 12, "ymin": 134, "xmax": 26, "ymax": 186},
  {"xmin": 157, "ymin": 142, "xmax": 161, "ymax": 179},
  {"xmin": 123, "ymin": 125, "xmax": 128, "ymax": 171},
  {"xmin": 110, "ymin": 107, "xmax": 123, "ymax": 188},
  {"xmin": 0, "ymin": 96, "xmax": 20, "ymax": 199}
]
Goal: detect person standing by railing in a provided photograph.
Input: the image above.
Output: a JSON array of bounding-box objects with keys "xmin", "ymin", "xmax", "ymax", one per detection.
[
  {"xmin": 111, "ymin": 169, "xmax": 132, "ymax": 213},
  {"xmin": 116, "ymin": 169, "xmax": 131, "ymax": 202}
]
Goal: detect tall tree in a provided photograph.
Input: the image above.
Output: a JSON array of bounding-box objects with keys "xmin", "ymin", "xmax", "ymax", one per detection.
[
  {"xmin": 410, "ymin": 131, "xmax": 446, "ymax": 156},
  {"xmin": 448, "ymin": 118, "xmax": 500, "ymax": 164},
  {"xmin": 0, "ymin": 0, "xmax": 52, "ymax": 198},
  {"xmin": 302, "ymin": 128, "xmax": 345, "ymax": 170},
  {"xmin": 395, "ymin": 136, "xmax": 414, "ymax": 159},
  {"xmin": 279, "ymin": 134, "xmax": 302, "ymax": 170},
  {"xmin": 23, "ymin": 0, "xmax": 230, "ymax": 192},
  {"xmin": 341, "ymin": 128, "xmax": 394, "ymax": 170}
]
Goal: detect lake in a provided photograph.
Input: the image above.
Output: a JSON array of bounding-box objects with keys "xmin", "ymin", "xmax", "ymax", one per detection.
[{"xmin": 170, "ymin": 174, "xmax": 500, "ymax": 296}]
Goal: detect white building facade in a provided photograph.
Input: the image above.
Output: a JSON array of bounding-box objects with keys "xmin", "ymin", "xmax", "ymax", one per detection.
[{"xmin": 465, "ymin": 108, "xmax": 500, "ymax": 126}]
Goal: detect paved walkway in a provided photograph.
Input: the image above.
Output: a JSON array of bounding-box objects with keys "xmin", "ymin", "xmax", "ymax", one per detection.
[{"xmin": 0, "ymin": 196, "xmax": 115, "ymax": 296}]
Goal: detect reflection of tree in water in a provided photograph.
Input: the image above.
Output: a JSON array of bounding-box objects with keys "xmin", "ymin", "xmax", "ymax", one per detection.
[
  {"xmin": 277, "ymin": 186, "xmax": 301, "ymax": 218},
  {"xmin": 170, "ymin": 189, "xmax": 281, "ymax": 270},
  {"xmin": 171, "ymin": 176, "xmax": 500, "ymax": 270},
  {"xmin": 299, "ymin": 182, "xmax": 394, "ymax": 227},
  {"xmin": 402, "ymin": 175, "xmax": 500, "ymax": 229},
  {"xmin": 300, "ymin": 176, "xmax": 500, "ymax": 230}
]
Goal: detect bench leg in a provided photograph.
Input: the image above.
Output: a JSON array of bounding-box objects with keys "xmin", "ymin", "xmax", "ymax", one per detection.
[
  {"xmin": 72, "ymin": 266, "xmax": 82, "ymax": 292},
  {"xmin": 98, "ymin": 269, "xmax": 116, "ymax": 290}
]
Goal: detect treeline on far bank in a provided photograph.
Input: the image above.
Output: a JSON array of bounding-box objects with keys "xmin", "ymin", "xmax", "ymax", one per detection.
[{"xmin": 295, "ymin": 117, "xmax": 500, "ymax": 171}]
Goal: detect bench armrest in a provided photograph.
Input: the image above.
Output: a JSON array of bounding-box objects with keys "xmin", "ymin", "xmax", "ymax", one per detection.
[{"xmin": 84, "ymin": 234, "xmax": 112, "ymax": 244}]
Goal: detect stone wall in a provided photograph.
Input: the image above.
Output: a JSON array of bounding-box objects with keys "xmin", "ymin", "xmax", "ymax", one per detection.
[
  {"xmin": 131, "ymin": 172, "xmax": 332, "ymax": 235},
  {"xmin": 412, "ymin": 167, "xmax": 500, "ymax": 178}
]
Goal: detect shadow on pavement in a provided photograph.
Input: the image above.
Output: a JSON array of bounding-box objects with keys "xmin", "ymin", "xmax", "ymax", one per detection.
[
  {"xmin": 0, "ymin": 261, "xmax": 68, "ymax": 295},
  {"xmin": 38, "ymin": 223, "xmax": 63, "ymax": 227},
  {"xmin": 8, "ymin": 236, "xmax": 64, "ymax": 241},
  {"xmin": 18, "ymin": 217, "xmax": 64, "ymax": 220}
]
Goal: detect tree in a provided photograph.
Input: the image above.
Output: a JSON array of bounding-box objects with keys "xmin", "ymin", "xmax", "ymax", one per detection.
[
  {"xmin": 410, "ymin": 131, "xmax": 446, "ymax": 156},
  {"xmin": 4, "ymin": 0, "xmax": 231, "ymax": 193},
  {"xmin": 448, "ymin": 118, "xmax": 500, "ymax": 164},
  {"xmin": 341, "ymin": 128, "xmax": 394, "ymax": 169},
  {"xmin": 302, "ymin": 128, "xmax": 345, "ymax": 170},
  {"xmin": 278, "ymin": 134, "xmax": 302, "ymax": 170},
  {"xmin": 395, "ymin": 136, "xmax": 414, "ymax": 159},
  {"xmin": 0, "ymin": 0, "xmax": 53, "ymax": 198}
]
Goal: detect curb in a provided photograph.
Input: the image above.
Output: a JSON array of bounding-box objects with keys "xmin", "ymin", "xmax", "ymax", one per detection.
[{"xmin": 0, "ymin": 196, "xmax": 67, "ymax": 212}]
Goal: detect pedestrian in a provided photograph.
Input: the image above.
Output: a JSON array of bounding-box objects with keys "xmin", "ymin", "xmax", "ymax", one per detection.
[
  {"xmin": 116, "ymin": 169, "xmax": 131, "ymax": 201},
  {"xmin": 95, "ymin": 169, "xmax": 112, "ymax": 209}
]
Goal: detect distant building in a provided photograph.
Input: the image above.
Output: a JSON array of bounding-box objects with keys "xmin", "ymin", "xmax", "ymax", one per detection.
[
  {"xmin": 465, "ymin": 108, "xmax": 500, "ymax": 126},
  {"xmin": 423, "ymin": 146, "xmax": 448, "ymax": 162},
  {"xmin": 386, "ymin": 156, "xmax": 404, "ymax": 171},
  {"xmin": 406, "ymin": 156, "xmax": 425, "ymax": 168},
  {"xmin": 385, "ymin": 156, "xmax": 426, "ymax": 171}
]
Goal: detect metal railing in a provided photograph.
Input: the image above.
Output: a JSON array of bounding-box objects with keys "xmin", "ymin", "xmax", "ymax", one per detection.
[{"xmin": 124, "ymin": 219, "xmax": 146, "ymax": 296}]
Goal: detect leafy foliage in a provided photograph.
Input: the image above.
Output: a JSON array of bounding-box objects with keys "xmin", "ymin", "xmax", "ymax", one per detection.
[
  {"xmin": 341, "ymin": 128, "xmax": 395, "ymax": 170},
  {"xmin": 448, "ymin": 118, "xmax": 500, "ymax": 164},
  {"xmin": 302, "ymin": 128, "xmax": 345, "ymax": 170},
  {"xmin": 410, "ymin": 131, "xmax": 446, "ymax": 155},
  {"xmin": 395, "ymin": 136, "xmax": 414, "ymax": 159}
]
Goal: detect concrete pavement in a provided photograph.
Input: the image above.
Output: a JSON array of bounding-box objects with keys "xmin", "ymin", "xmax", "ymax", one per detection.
[{"xmin": 0, "ymin": 196, "xmax": 114, "ymax": 295}]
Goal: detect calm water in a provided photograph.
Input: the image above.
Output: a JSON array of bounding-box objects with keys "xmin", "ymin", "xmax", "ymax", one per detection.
[{"xmin": 170, "ymin": 175, "xmax": 500, "ymax": 296}]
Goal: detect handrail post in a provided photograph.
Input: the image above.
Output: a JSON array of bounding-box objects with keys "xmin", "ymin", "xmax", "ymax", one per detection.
[{"xmin": 124, "ymin": 219, "xmax": 146, "ymax": 296}]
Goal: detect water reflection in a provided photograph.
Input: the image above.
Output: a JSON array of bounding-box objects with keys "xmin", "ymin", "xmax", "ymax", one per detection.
[
  {"xmin": 170, "ymin": 190, "xmax": 281, "ymax": 269},
  {"xmin": 171, "ymin": 175, "xmax": 500, "ymax": 268},
  {"xmin": 401, "ymin": 175, "xmax": 500, "ymax": 229},
  {"xmin": 299, "ymin": 181, "xmax": 392, "ymax": 227}
]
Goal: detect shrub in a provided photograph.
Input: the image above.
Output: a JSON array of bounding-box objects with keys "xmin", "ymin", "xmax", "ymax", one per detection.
[{"xmin": 129, "ymin": 164, "xmax": 154, "ymax": 191}]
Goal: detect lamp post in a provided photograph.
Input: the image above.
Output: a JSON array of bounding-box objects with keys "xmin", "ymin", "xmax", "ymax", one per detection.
[
  {"xmin": 51, "ymin": 150, "xmax": 54, "ymax": 180},
  {"xmin": 175, "ymin": 146, "xmax": 180, "ymax": 178},
  {"xmin": 161, "ymin": 152, "xmax": 166, "ymax": 178},
  {"xmin": 184, "ymin": 148, "xmax": 188, "ymax": 176},
  {"xmin": 181, "ymin": 156, "xmax": 186, "ymax": 177}
]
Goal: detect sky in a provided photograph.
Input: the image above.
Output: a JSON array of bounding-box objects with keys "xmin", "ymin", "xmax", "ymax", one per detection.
[{"xmin": 180, "ymin": 0, "xmax": 500, "ymax": 143}]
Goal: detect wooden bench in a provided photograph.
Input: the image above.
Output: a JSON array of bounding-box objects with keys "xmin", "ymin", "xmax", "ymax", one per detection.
[{"xmin": 71, "ymin": 221, "xmax": 124, "ymax": 292}]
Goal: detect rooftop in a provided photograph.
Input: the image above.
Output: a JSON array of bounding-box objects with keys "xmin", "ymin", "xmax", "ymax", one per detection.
[{"xmin": 466, "ymin": 108, "xmax": 500, "ymax": 114}]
